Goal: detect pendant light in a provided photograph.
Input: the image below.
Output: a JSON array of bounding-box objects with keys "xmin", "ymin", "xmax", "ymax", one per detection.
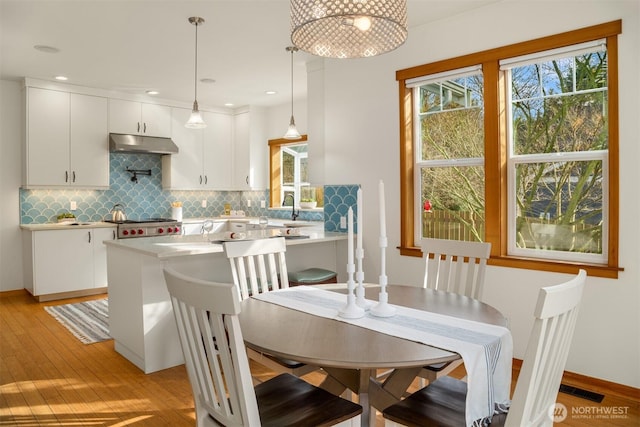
[
  {"xmin": 283, "ymin": 46, "xmax": 301, "ymax": 139},
  {"xmin": 185, "ymin": 16, "xmax": 206, "ymax": 129},
  {"xmin": 290, "ymin": 0, "xmax": 407, "ymax": 58}
]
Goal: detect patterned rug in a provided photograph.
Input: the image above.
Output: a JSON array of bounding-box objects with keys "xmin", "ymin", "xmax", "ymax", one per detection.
[{"xmin": 45, "ymin": 299, "xmax": 111, "ymax": 344}]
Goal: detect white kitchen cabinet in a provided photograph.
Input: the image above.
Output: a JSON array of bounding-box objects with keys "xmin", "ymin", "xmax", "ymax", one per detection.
[
  {"xmin": 233, "ymin": 107, "xmax": 267, "ymax": 190},
  {"xmin": 109, "ymin": 98, "xmax": 171, "ymax": 137},
  {"xmin": 25, "ymin": 88, "xmax": 109, "ymax": 188},
  {"xmin": 162, "ymin": 108, "xmax": 233, "ymax": 189},
  {"xmin": 22, "ymin": 227, "xmax": 115, "ymax": 300}
]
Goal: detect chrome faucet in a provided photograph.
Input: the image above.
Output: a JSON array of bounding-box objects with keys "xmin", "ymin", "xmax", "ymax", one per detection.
[{"xmin": 282, "ymin": 194, "xmax": 299, "ymax": 221}]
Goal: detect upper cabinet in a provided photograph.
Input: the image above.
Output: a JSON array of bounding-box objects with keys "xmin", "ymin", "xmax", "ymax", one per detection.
[
  {"xmin": 109, "ymin": 99, "xmax": 171, "ymax": 137},
  {"xmin": 233, "ymin": 107, "xmax": 267, "ymax": 190},
  {"xmin": 25, "ymin": 87, "xmax": 109, "ymax": 188},
  {"xmin": 162, "ymin": 108, "xmax": 233, "ymax": 190}
]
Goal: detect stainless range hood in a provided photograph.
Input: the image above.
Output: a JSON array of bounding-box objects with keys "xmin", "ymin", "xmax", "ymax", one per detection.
[{"xmin": 109, "ymin": 133, "xmax": 179, "ymax": 154}]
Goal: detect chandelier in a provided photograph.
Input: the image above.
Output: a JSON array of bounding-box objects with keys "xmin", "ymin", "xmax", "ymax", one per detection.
[{"xmin": 290, "ymin": 0, "xmax": 408, "ymax": 59}]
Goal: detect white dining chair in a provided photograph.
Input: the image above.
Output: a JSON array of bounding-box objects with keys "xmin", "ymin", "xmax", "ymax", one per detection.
[
  {"xmin": 382, "ymin": 269, "xmax": 586, "ymax": 427},
  {"xmin": 416, "ymin": 237, "xmax": 492, "ymax": 384},
  {"xmin": 163, "ymin": 267, "xmax": 363, "ymax": 427},
  {"xmin": 223, "ymin": 237, "xmax": 318, "ymax": 378}
]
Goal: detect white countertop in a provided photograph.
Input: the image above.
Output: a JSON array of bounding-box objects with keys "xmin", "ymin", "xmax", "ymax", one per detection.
[
  {"xmin": 104, "ymin": 228, "xmax": 347, "ymax": 259},
  {"xmin": 20, "ymin": 221, "xmax": 117, "ymax": 231}
]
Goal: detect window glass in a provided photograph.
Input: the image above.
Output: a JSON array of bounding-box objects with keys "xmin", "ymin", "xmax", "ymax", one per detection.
[
  {"xmin": 415, "ymin": 73, "xmax": 485, "ymax": 242},
  {"xmin": 507, "ymin": 49, "xmax": 608, "ymax": 262}
]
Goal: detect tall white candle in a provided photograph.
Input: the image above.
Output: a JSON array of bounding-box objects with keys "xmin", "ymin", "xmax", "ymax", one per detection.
[
  {"xmin": 379, "ymin": 180, "xmax": 386, "ymax": 238},
  {"xmin": 348, "ymin": 207, "xmax": 354, "ymax": 266},
  {"xmin": 357, "ymin": 188, "xmax": 363, "ymax": 251}
]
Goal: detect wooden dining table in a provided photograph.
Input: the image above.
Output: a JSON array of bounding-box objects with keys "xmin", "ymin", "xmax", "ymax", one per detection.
[{"xmin": 238, "ymin": 284, "xmax": 508, "ymax": 427}]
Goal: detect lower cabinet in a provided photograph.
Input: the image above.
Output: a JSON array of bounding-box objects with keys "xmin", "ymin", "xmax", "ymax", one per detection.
[{"xmin": 22, "ymin": 227, "xmax": 116, "ymax": 300}]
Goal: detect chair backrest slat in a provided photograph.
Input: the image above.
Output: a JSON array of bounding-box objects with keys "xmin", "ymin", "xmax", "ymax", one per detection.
[
  {"xmin": 223, "ymin": 237, "xmax": 289, "ymax": 300},
  {"xmin": 420, "ymin": 238, "xmax": 491, "ymax": 300},
  {"xmin": 506, "ymin": 269, "xmax": 586, "ymax": 427},
  {"xmin": 164, "ymin": 267, "xmax": 261, "ymax": 426}
]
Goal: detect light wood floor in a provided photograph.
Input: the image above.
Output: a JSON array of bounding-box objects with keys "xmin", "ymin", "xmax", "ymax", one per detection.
[{"xmin": 1, "ymin": 290, "xmax": 638, "ymax": 426}]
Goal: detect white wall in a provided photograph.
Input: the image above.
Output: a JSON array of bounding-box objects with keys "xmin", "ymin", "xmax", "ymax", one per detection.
[
  {"xmin": 0, "ymin": 80, "xmax": 23, "ymax": 291},
  {"xmin": 316, "ymin": 0, "xmax": 640, "ymax": 388}
]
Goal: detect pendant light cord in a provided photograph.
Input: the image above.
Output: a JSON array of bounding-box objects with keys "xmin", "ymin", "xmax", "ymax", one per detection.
[
  {"xmin": 194, "ymin": 20, "xmax": 199, "ymax": 103},
  {"xmin": 290, "ymin": 47, "xmax": 294, "ymax": 117}
]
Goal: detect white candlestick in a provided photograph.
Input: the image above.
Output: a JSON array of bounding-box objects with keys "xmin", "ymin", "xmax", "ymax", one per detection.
[
  {"xmin": 357, "ymin": 188, "xmax": 363, "ymax": 251},
  {"xmin": 348, "ymin": 207, "xmax": 354, "ymax": 266},
  {"xmin": 379, "ymin": 180, "xmax": 386, "ymax": 238}
]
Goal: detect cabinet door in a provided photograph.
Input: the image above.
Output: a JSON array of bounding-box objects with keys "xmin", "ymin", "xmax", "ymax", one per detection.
[
  {"xmin": 26, "ymin": 88, "xmax": 70, "ymax": 186},
  {"xmin": 109, "ymin": 99, "xmax": 142, "ymax": 134},
  {"xmin": 163, "ymin": 107, "xmax": 204, "ymax": 189},
  {"xmin": 203, "ymin": 112, "xmax": 233, "ymax": 189},
  {"xmin": 70, "ymin": 94, "xmax": 109, "ymax": 187},
  {"xmin": 232, "ymin": 111, "xmax": 251, "ymax": 189},
  {"xmin": 141, "ymin": 103, "xmax": 171, "ymax": 137},
  {"xmin": 93, "ymin": 228, "xmax": 116, "ymax": 288},
  {"xmin": 33, "ymin": 229, "xmax": 94, "ymax": 295}
]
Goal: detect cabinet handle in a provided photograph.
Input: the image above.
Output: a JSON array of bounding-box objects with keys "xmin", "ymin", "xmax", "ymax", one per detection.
[
  {"xmin": 246, "ymin": 176, "xmax": 249, "ymax": 185},
  {"xmin": 143, "ymin": 122, "xmax": 147, "ymax": 133},
  {"xmin": 137, "ymin": 122, "xmax": 141, "ymax": 133},
  {"xmin": 65, "ymin": 171, "xmax": 69, "ymax": 182},
  {"xmin": 204, "ymin": 176, "xmax": 208, "ymax": 185},
  {"xmin": 72, "ymin": 171, "xmax": 76, "ymax": 182},
  {"xmin": 113, "ymin": 230, "xmax": 116, "ymax": 240},
  {"xmin": 199, "ymin": 175, "xmax": 203, "ymax": 185},
  {"xmin": 88, "ymin": 231, "xmax": 92, "ymax": 243}
]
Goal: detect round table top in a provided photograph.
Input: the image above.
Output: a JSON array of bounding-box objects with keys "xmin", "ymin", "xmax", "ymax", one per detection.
[{"xmin": 239, "ymin": 284, "xmax": 507, "ymax": 370}]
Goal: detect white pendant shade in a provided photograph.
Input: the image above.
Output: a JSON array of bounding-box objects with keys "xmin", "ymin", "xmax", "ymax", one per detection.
[
  {"xmin": 284, "ymin": 115, "xmax": 301, "ymax": 139},
  {"xmin": 185, "ymin": 101, "xmax": 206, "ymax": 129},
  {"xmin": 290, "ymin": 0, "xmax": 407, "ymax": 58}
]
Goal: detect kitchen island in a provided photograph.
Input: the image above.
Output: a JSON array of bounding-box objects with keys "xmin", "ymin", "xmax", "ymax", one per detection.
[{"xmin": 104, "ymin": 226, "xmax": 348, "ymax": 373}]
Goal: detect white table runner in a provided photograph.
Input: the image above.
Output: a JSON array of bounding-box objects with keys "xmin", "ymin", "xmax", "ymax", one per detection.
[{"xmin": 252, "ymin": 286, "xmax": 512, "ymax": 427}]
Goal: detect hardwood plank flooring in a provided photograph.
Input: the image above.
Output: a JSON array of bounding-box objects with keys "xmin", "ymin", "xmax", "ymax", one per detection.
[{"xmin": 1, "ymin": 289, "xmax": 638, "ymax": 426}]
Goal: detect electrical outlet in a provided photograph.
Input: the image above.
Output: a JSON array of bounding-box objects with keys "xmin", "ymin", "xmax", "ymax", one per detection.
[
  {"xmin": 201, "ymin": 199, "xmax": 207, "ymax": 208},
  {"xmin": 70, "ymin": 201, "xmax": 77, "ymax": 210},
  {"xmin": 340, "ymin": 216, "xmax": 347, "ymax": 229},
  {"xmin": 246, "ymin": 199, "xmax": 252, "ymax": 207},
  {"xmin": 260, "ymin": 200, "xmax": 266, "ymax": 208}
]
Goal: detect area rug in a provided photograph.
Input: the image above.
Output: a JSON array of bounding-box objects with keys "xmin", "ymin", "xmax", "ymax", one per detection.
[{"xmin": 44, "ymin": 299, "xmax": 111, "ymax": 344}]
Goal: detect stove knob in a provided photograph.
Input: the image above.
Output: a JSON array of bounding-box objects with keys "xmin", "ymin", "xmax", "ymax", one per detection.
[
  {"xmin": 122, "ymin": 230, "xmax": 129, "ymax": 236},
  {"xmin": 175, "ymin": 226, "xmax": 180, "ymax": 234},
  {"xmin": 130, "ymin": 229, "xmax": 136, "ymax": 235},
  {"xmin": 158, "ymin": 228, "xmax": 164, "ymax": 234},
  {"xmin": 138, "ymin": 229, "xmax": 144, "ymax": 235}
]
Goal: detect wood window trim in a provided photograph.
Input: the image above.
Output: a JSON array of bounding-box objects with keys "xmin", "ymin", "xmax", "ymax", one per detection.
[
  {"xmin": 268, "ymin": 135, "xmax": 308, "ymax": 208},
  {"xmin": 396, "ymin": 20, "xmax": 622, "ymax": 279}
]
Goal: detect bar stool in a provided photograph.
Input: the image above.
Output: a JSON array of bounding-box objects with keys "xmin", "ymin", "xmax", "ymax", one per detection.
[{"xmin": 288, "ymin": 268, "xmax": 337, "ymax": 287}]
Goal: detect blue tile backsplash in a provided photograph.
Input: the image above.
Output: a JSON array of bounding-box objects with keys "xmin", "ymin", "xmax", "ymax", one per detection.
[{"xmin": 20, "ymin": 153, "xmax": 358, "ymax": 232}]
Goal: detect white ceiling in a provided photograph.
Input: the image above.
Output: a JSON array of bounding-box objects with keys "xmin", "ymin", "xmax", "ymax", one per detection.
[{"xmin": 1, "ymin": 0, "xmax": 500, "ymax": 109}]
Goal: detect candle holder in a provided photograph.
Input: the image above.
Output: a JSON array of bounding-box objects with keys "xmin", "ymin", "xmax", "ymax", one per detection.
[
  {"xmin": 370, "ymin": 236, "xmax": 396, "ymax": 318},
  {"xmin": 355, "ymin": 247, "xmax": 373, "ymax": 309},
  {"xmin": 339, "ymin": 263, "xmax": 365, "ymax": 318}
]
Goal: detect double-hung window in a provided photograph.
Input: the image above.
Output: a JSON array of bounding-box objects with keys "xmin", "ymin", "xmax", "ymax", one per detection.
[{"xmin": 396, "ymin": 21, "xmax": 621, "ymax": 278}]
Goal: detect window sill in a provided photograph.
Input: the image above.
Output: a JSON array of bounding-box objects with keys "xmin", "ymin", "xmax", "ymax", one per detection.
[{"xmin": 398, "ymin": 245, "xmax": 622, "ymax": 279}]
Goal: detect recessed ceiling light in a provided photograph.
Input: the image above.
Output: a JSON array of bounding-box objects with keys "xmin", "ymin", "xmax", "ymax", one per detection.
[
  {"xmin": 200, "ymin": 78, "xmax": 216, "ymax": 84},
  {"xmin": 146, "ymin": 90, "xmax": 159, "ymax": 95},
  {"xmin": 265, "ymin": 90, "xmax": 277, "ymax": 95},
  {"xmin": 224, "ymin": 103, "xmax": 234, "ymax": 107},
  {"xmin": 34, "ymin": 45, "xmax": 60, "ymax": 53},
  {"xmin": 54, "ymin": 75, "xmax": 68, "ymax": 81}
]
